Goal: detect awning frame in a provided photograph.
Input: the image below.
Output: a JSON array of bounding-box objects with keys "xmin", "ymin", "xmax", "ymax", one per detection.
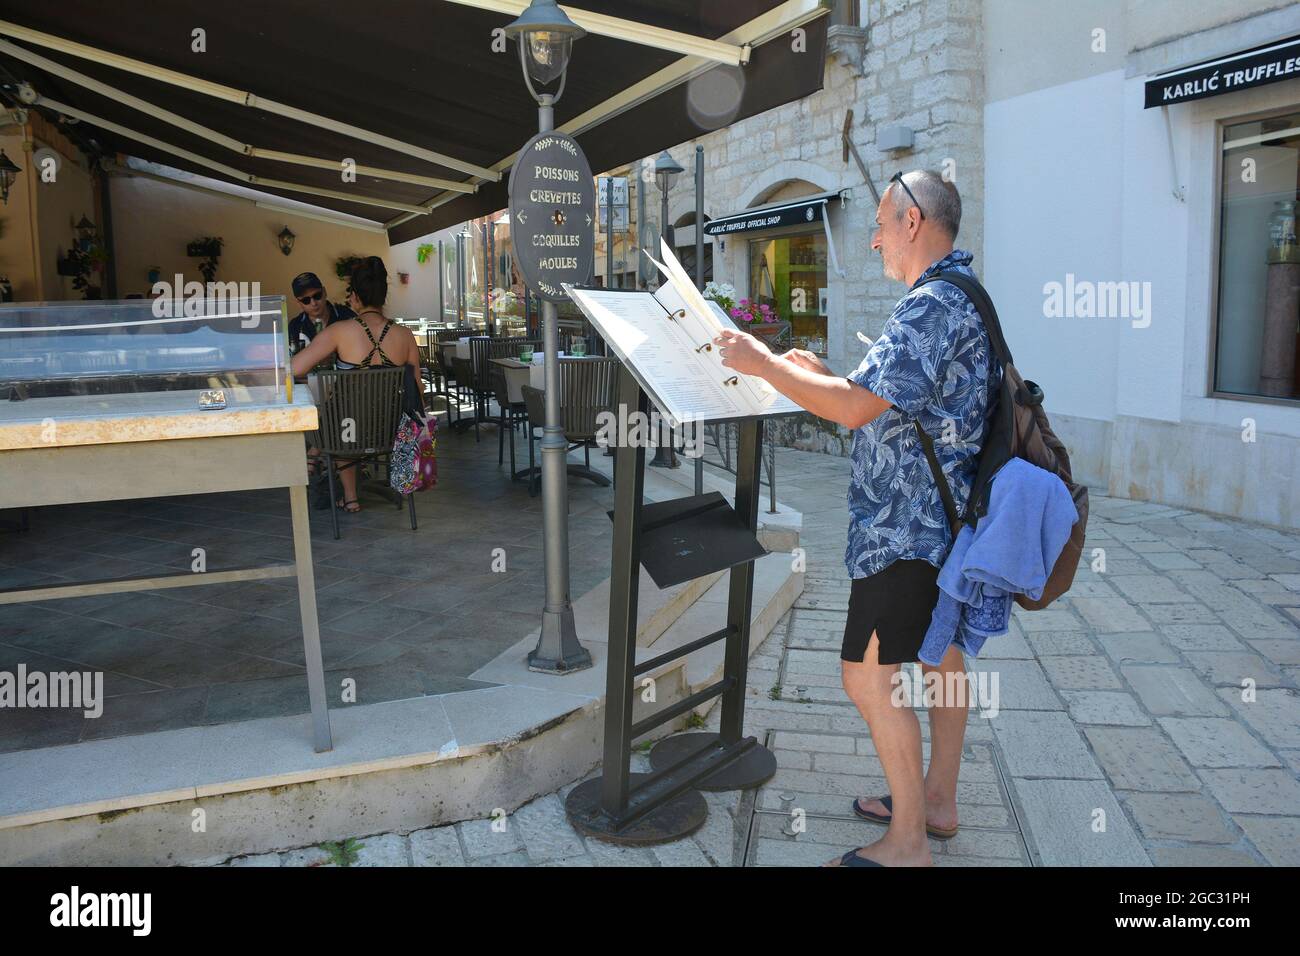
[
  {"xmin": 385, "ymin": 0, "xmax": 828, "ymax": 231},
  {"xmin": 0, "ymin": 17, "xmax": 502, "ymax": 181}
]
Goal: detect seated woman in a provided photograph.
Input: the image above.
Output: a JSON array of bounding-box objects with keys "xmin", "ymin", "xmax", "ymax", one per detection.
[{"xmin": 291, "ymin": 256, "xmax": 423, "ymax": 513}]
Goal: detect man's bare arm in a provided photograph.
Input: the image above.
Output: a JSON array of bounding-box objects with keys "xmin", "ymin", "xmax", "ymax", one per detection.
[
  {"xmin": 760, "ymin": 353, "xmax": 891, "ymax": 429},
  {"xmin": 714, "ymin": 329, "xmax": 890, "ymax": 430}
]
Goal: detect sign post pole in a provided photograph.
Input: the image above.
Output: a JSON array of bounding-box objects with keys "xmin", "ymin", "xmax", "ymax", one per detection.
[{"xmin": 510, "ymin": 95, "xmax": 597, "ymax": 674}]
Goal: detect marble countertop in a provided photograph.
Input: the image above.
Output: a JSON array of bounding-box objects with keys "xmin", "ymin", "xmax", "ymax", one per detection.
[{"xmin": 0, "ymin": 386, "xmax": 318, "ymax": 451}]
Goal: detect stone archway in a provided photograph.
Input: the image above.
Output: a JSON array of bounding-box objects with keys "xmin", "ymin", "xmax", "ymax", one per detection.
[{"xmin": 741, "ymin": 159, "xmax": 844, "ymax": 210}]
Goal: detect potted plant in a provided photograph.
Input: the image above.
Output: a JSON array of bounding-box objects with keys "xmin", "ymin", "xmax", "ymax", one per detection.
[
  {"xmin": 186, "ymin": 236, "xmax": 223, "ymax": 283},
  {"xmin": 702, "ymin": 281, "xmax": 736, "ymax": 313},
  {"xmin": 729, "ymin": 298, "xmax": 789, "ymax": 349},
  {"xmin": 335, "ymin": 254, "xmax": 364, "ymax": 280},
  {"xmin": 416, "ymin": 243, "xmax": 435, "ymax": 264}
]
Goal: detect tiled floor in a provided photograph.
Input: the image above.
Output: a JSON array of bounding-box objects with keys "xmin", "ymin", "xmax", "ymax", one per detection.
[{"xmin": 0, "ymin": 410, "xmax": 619, "ymax": 752}]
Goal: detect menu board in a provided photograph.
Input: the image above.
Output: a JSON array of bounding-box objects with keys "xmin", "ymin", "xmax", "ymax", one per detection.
[{"xmin": 563, "ymin": 240, "xmax": 802, "ymax": 427}]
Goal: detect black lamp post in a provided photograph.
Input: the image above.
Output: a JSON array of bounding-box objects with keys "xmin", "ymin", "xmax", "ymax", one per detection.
[
  {"xmin": 0, "ymin": 149, "xmax": 21, "ymax": 205},
  {"xmin": 650, "ymin": 150, "xmax": 684, "ymax": 468},
  {"xmin": 505, "ymin": 0, "xmax": 592, "ymax": 674}
]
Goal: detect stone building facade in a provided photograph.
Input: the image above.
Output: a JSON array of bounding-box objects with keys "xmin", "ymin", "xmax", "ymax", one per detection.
[
  {"xmin": 613, "ymin": 0, "xmax": 1300, "ymax": 530},
  {"xmin": 627, "ymin": 0, "xmax": 986, "ymax": 456}
]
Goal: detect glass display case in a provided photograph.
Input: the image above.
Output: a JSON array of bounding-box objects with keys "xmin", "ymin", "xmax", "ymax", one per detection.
[{"xmin": 0, "ymin": 295, "xmax": 290, "ymax": 401}]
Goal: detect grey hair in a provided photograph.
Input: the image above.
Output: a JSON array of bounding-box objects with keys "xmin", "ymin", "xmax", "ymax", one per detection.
[{"xmin": 889, "ymin": 169, "xmax": 961, "ymax": 240}]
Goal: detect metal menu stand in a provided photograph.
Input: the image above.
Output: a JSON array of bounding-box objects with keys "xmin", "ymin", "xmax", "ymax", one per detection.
[{"xmin": 565, "ymin": 363, "xmax": 778, "ymax": 844}]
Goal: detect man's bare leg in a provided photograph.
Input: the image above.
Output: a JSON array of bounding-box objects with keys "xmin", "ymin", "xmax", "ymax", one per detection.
[
  {"xmin": 855, "ymin": 642, "xmax": 967, "ymax": 832},
  {"xmin": 921, "ymin": 643, "xmax": 968, "ymax": 830},
  {"xmin": 826, "ymin": 632, "xmax": 932, "ymax": 866}
]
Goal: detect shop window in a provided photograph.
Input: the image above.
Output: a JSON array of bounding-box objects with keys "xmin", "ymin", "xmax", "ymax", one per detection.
[
  {"xmin": 1215, "ymin": 110, "xmax": 1300, "ymax": 400},
  {"xmin": 748, "ymin": 233, "xmax": 828, "ymax": 354}
]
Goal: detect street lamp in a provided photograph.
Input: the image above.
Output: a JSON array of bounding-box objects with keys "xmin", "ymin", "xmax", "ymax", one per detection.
[
  {"xmin": 506, "ymin": 0, "xmax": 592, "ymax": 674},
  {"xmin": 0, "ymin": 149, "xmax": 20, "ymax": 205},
  {"xmin": 650, "ymin": 150, "xmax": 685, "ymax": 468},
  {"xmin": 506, "ymin": 0, "xmax": 585, "ymax": 100}
]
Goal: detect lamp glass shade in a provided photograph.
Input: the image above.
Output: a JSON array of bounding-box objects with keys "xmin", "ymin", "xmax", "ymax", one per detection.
[
  {"xmin": 277, "ymin": 226, "xmax": 296, "ymax": 256},
  {"xmin": 504, "ymin": 0, "xmax": 584, "ymax": 87},
  {"xmin": 654, "ymin": 151, "xmax": 684, "ymax": 193},
  {"xmin": 524, "ymin": 32, "xmax": 573, "ymax": 85}
]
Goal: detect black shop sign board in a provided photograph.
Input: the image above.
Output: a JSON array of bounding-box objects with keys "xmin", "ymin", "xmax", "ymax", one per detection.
[
  {"xmin": 702, "ymin": 196, "xmax": 827, "ymax": 237},
  {"xmin": 508, "ymin": 130, "xmax": 596, "ymax": 302},
  {"xmin": 1144, "ymin": 34, "xmax": 1300, "ymax": 109}
]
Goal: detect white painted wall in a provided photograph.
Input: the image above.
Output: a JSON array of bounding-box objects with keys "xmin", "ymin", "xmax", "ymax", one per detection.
[{"xmin": 983, "ymin": 69, "xmax": 1126, "ymax": 424}]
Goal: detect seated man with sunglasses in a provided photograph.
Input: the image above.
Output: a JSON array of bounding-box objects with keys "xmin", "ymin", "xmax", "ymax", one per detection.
[{"xmin": 288, "ymin": 271, "xmax": 355, "ymax": 353}]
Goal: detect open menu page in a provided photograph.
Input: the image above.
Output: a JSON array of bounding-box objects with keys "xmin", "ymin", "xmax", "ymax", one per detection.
[
  {"xmin": 561, "ymin": 285, "xmax": 749, "ymax": 426},
  {"xmin": 651, "ymin": 280, "xmax": 802, "ymax": 417}
]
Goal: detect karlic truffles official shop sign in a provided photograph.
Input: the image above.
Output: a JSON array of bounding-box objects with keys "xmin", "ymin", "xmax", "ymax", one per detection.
[
  {"xmin": 508, "ymin": 131, "xmax": 595, "ymax": 302},
  {"xmin": 1144, "ymin": 34, "xmax": 1300, "ymax": 108}
]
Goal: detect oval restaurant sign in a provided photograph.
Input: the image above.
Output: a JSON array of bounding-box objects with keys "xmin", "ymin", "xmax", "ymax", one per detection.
[{"xmin": 508, "ymin": 131, "xmax": 595, "ymax": 302}]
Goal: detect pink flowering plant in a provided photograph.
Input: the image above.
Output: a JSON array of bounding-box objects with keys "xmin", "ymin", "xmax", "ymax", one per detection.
[{"xmin": 729, "ymin": 298, "xmax": 776, "ymax": 326}]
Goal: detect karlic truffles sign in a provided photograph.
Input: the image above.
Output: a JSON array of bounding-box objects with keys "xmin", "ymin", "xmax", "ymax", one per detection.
[
  {"xmin": 1144, "ymin": 34, "xmax": 1300, "ymax": 108},
  {"xmin": 508, "ymin": 131, "xmax": 595, "ymax": 302}
]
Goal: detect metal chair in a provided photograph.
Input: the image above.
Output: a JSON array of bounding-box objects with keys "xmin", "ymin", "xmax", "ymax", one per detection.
[
  {"xmin": 312, "ymin": 367, "xmax": 416, "ymax": 540},
  {"xmin": 488, "ymin": 363, "xmax": 529, "ymax": 475},
  {"xmin": 460, "ymin": 337, "xmax": 496, "ymax": 440},
  {"xmin": 429, "ymin": 327, "xmax": 472, "ymax": 397},
  {"xmin": 520, "ymin": 356, "xmax": 619, "ymax": 497},
  {"xmin": 449, "ymin": 355, "xmax": 478, "ymax": 436}
]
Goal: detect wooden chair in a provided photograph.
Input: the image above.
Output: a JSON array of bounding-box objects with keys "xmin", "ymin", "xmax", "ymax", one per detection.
[{"xmin": 312, "ymin": 367, "xmax": 416, "ymax": 540}]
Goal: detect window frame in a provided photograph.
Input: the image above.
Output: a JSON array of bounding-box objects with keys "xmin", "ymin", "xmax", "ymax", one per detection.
[
  {"xmin": 1208, "ymin": 101, "xmax": 1300, "ymax": 408},
  {"xmin": 743, "ymin": 226, "xmax": 830, "ymax": 355}
]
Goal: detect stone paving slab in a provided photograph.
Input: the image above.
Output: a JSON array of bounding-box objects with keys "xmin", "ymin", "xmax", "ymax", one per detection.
[
  {"xmin": 1012, "ymin": 779, "xmax": 1149, "ymax": 866},
  {"xmin": 210, "ymin": 447, "xmax": 1298, "ymax": 868}
]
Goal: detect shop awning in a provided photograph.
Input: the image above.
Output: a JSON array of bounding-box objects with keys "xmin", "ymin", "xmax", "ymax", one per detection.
[
  {"xmin": 702, "ymin": 190, "xmax": 844, "ymax": 237},
  {"xmin": 1144, "ymin": 33, "xmax": 1300, "ymax": 108},
  {"xmin": 0, "ymin": 1, "xmax": 830, "ymax": 244},
  {"xmin": 704, "ymin": 189, "xmax": 847, "ymax": 278}
]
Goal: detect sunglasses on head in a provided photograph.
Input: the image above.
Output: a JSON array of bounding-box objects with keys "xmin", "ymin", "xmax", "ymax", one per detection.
[
  {"xmin": 297, "ymin": 290, "xmax": 324, "ymax": 305},
  {"xmin": 889, "ymin": 171, "xmax": 925, "ymax": 221}
]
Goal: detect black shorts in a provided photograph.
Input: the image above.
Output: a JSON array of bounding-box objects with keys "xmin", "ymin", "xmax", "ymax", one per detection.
[{"xmin": 841, "ymin": 559, "xmax": 941, "ymax": 665}]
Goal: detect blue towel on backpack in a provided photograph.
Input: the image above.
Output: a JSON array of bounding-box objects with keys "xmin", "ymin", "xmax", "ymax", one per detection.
[{"xmin": 918, "ymin": 457, "xmax": 1078, "ymax": 666}]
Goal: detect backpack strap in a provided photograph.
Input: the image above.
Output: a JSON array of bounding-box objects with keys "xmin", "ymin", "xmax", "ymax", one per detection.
[
  {"xmin": 919, "ymin": 271, "xmax": 1014, "ymax": 367},
  {"xmin": 904, "ymin": 269, "xmax": 1008, "ymax": 536},
  {"xmin": 912, "ymin": 418, "xmax": 962, "ymax": 536}
]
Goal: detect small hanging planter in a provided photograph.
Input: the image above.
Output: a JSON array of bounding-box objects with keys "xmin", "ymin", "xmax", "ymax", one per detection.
[{"xmin": 187, "ymin": 236, "xmax": 224, "ymax": 283}]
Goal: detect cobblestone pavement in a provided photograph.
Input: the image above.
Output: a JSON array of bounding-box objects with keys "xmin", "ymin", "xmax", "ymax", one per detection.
[{"xmin": 219, "ymin": 447, "xmax": 1300, "ymax": 867}]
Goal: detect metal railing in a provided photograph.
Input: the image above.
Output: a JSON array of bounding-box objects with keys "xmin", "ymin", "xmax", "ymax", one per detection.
[{"xmin": 693, "ymin": 422, "xmax": 779, "ymax": 515}]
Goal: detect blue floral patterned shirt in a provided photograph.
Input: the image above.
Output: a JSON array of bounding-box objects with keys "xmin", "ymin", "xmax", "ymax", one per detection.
[{"xmin": 843, "ymin": 249, "xmax": 1001, "ymax": 578}]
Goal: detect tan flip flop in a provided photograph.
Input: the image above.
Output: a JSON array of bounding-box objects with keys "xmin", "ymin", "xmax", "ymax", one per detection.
[{"xmin": 851, "ymin": 794, "xmax": 959, "ymax": 840}]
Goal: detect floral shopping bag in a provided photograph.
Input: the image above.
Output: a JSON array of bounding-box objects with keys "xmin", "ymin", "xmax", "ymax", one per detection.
[{"xmin": 390, "ymin": 413, "xmax": 437, "ymax": 494}]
